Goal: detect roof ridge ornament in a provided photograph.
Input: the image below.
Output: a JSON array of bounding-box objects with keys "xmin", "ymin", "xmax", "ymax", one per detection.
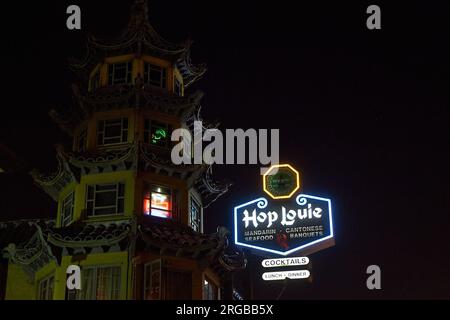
[{"xmin": 129, "ymin": 0, "xmax": 151, "ymax": 32}]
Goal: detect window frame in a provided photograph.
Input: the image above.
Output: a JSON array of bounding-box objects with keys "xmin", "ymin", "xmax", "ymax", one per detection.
[
  {"xmin": 74, "ymin": 265, "xmax": 121, "ymax": 300},
  {"xmin": 75, "ymin": 127, "xmax": 87, "ymax": 152},
  {"xmin": 203, "ymin": 276, "xmax": 219, "ymax": 300},
  {"xmin": 107, "ymin": 61, "xmax": 133, "ymax": 86},
  {"xmin": 37, "ymin": 273, "xmax": 55, "ymax": 300},
  {"xmin": 143, "ymin": 260, "xmax": 161, "ymax": 300},
  {"xmin": 144, "ymin": 119, "xmax": 171, "ymax": 149},
  {"xmin": 143, "ymin": 184, "xmax": 173, "ymax": 219},
  {"xmin": 190, "ymin": 195, "xmax": 202, "ymax": 232},
  {"xmin": 61, "ymin": 191, "xmax": 75, "ymax": 227},
  {"xmin": 97, "ymin": 117, "xmax": 129, "ymax": 147},
  {"xmin": 86, "ymin": 182, "xmax": 125, "ymax": 217},
  {"xmin": 174, "ymin": 77, "xmax": 182, "ymax": 96},
  {"xmin": 90, "ymin": 69, "xmax": 101, "ymax": 91},
  {"xmin": 144, "ymin": 62, "xmax": 167, "ymax": 89}
]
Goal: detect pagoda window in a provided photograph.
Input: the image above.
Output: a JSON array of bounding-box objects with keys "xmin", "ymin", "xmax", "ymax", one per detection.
[
  {"xmin": 97, "ymin": 118, "xmax": 128, "ymax": 146},
  {"xmin": 190, "ymin": 196, "xmax": 202, "ymax": 232},
  {"xmin": 203, "ymin": 277, "xmax": 219, "ymax": 300},
  {"xmin": 61, "ymin": 191, "xmax": 75, "ymax": 227},
  {"xmin": 108, "ymin": 61, "xmax": 132, "ymax": 85},
  {"xmin": 86, "ymin": 182, "xmax": 125, "ymax": 217},
  {"xmin": 144, "ymin": 260, "xmax": 161, "ymax": 300},
  {"xmin": 143, "ymin": 184, "xmax": 173, "ymax": 219},
  {"xmin": 174, "ymin": 78, "xmax": 182, "ymax": 96},
  {"xmin": 144, "ymin": 119, "xmax": 171, "ymax": 148},
  {"xmin": 90, "ymin": 69, "xmax": 101, "ymax": 91},
  {"xmin": 75, "ymin": 266, "xmax": 121, "ymax": 300},
  {"xmin": 38, "ymin": 274, "xmax": 54, "ymax": 300},
  {"xmin": 75, "ymin": 127, "xmax": 87, "ymax": 152},
  {"xmin": 144, "ymin": 63, "xmax": 167, "ymax": 89}
]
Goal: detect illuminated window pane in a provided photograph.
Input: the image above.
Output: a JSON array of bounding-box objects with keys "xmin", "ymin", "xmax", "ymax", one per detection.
[
  {"xmin": 143, "ymin": 184, "xmax": 172, "ymax": 219},
  {"xmin": 152, "ymin": 193, "xmax": 170, "ymax": 210},
  {"xmin": 152, "ymin": 128, "xmax": 167, "ymax": 145},
  {"xmin": 75, "ymin": 266, "xmax": 121, "ymax": 300},
  {"xmin": 144, "ymin": 119, "xmax": 170, "ymax": 148}
]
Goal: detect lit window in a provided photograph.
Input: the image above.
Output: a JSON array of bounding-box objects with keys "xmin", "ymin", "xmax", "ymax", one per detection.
[
  {"xmin": 38, "ymin": 275, "xmax": 54, "ymax": 300},
  {"xmin": 190, "ymin": 197, "xmax": 201, "ymax": 232},
  {"xmin": 144, "ymin": 63, "xmax": 167, "ymax": 89},
  {"xmin": 174, "ymin": 78, "xmax": 182, "ymax": 96},
  {"xmin": 144, "ymin": 261, "xmax": 161, "ymax": 300},
  {"xmin": 203, "ymin": 277, "xmax": 218, "ymax": 300},
  {"xmin": 61, "ymin": 192, "xmax": 74, "ymax": 227},
  {"xmin": 144, "ymin": 120, "xmax": 170, "ymax": 148},
  {"xmin": 143, "ymin": 185, "xmax": 172, "ymax": 219},
  {"xmin": 75, "ymin": 266, "xmax": 121, "ymax": 300},
  {"xmin": 108, "ymin": 62, "xmax": 132, "ymax": 85},
  {"xmin": 86, "ymin": 182, "xmax": 125, "ymax": 217},
  {"xmin": 90, "ymin": 70, "xmax": 101, "ymax": 91},
  {"xmin": 97, "ymin": 118, "xmax": 128, "ymax": 146}
]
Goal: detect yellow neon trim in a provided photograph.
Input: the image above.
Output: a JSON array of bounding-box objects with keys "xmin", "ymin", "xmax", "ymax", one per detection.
[{"xmin": 263, "ymin": 164, "xmax": 301, "ymax": 199}]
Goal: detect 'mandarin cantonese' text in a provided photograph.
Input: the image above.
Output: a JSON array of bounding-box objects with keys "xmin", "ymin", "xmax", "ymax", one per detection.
[{"xmin": 242, "ymin": 203, "xmax": 322, "ymax": 228}]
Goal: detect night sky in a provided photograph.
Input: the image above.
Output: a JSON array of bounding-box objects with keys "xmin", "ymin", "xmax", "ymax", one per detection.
[{"xmin": 0, "ymin": 0, "xmax": 449, "ymax": 299}]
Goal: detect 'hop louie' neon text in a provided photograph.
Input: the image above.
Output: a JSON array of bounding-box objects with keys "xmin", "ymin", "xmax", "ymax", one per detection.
[{"xmin": 242, "ymin": 203, "xmax": 323, "ymax": 228}]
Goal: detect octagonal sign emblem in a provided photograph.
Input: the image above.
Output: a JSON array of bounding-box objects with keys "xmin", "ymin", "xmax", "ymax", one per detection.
[{"xmin": 263, "ymin": 164, "xmax": 300, "ymax": 199}]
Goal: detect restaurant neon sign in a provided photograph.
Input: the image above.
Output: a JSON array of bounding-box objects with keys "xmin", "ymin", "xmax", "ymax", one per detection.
[{"xmin": 233, "ymin": 164, "xmax": 335, "ymax": 256}]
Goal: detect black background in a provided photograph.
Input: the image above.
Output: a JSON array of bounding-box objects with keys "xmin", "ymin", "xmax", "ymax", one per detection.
[{"xmin": 0, "ymin": 0, "xmax": 449, "ymax": 299}]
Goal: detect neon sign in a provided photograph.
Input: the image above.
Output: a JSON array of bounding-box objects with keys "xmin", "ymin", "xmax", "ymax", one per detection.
[
  {"xmin": 261, "ymin": 257, "xmax": 309, "ymax": 268},
  {"xmin": 262, "ymin": 270, "xmax": 310, "ymax": 281},
  {"xmin": 152, "ymin": 128, "xmax": 167, "ymax": 145},
  {"xmin": 263, "ymin": 164, "xmax": 300, "ymax": 199},
  {"xmin": 234, "ymin": 164, "xmax": 334, "ymax": 256}
]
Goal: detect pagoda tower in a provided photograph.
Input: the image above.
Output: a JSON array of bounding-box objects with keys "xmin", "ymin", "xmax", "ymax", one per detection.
[{"xmin": 0, "ymin": 0, "xmax": 245, "ymax": 300}]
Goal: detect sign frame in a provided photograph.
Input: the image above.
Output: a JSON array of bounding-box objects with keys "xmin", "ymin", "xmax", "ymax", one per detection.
[
  {"xmin": 233, "ymin": 193, "xmax": 334, "ymax": 257},
  {"xmin": 263, "ymin": 164, "xmax": 300, "ymax": 199},
  {"xmin": 262, "ymin": 270, "xmax": 311, "ymax": 281},
  {"xmin": 261, "ymin": 257, "xmax": 309, "ymax": 268}
]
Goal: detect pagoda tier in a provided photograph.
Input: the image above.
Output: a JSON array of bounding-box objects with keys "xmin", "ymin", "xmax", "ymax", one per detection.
[
  {"xmin": 30, "ymin": 142, "xmax": 230, "ymax": 208},
  {"xmin": 1, "ymin": 0, "xmax": 241, "ymax": 301},
  {"xmin": 69, "ymin": 0, "xmax": 206, "ymax": 88},
  {"xmin": 0, "ymin": 218, "xmax": 245, "ymax": 280},
  {"xmin": 50, "ymin": 83, "xmax": 204, "ymax": 136}
]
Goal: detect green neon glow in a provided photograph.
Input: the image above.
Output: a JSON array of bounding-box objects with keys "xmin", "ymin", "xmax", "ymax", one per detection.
[{"xmin": 151, "ymin": 128, "xmax": 168, "ymax": 144}]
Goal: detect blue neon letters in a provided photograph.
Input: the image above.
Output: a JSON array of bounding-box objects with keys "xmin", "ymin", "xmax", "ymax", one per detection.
[{"xmin": 234, "ymin": 194, "xmax": 334, "ymax": 256}]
